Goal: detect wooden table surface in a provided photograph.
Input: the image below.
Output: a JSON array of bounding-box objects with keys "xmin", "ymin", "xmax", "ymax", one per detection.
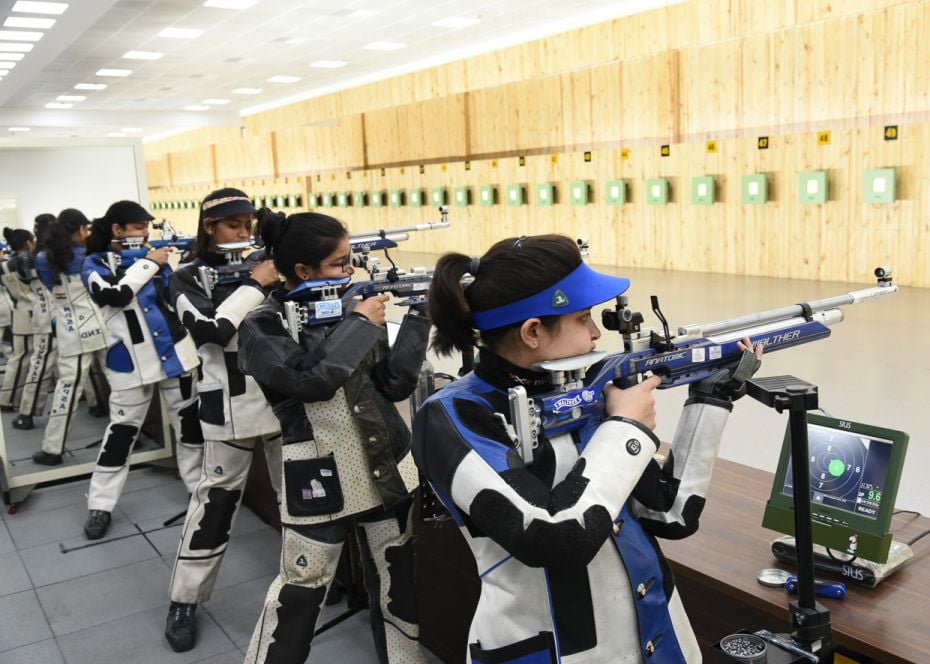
[{"xmin": 660, "ymin": 458, "xmax": 930, "ymax": 664}]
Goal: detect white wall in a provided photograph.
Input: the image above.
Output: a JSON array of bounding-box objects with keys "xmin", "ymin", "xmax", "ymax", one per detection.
[{"xmin": 0, "ymin": 143, "xmax": 147, "ymax": 230}]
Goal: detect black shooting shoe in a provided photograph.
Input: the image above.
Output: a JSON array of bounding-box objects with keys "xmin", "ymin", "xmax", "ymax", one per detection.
[
  {"xmin": 31, "ymin": 450, "xmax": 62, "ymax": 465},
  {"xmin": 83, "ymin": 510, "xmax": 111, "ymax": 540},
  {"xmin": 11, "ymin": 414, "xmax": 34, "ymax": 429},
  {"xmin": 165, "ymin": 602, "xmax": 198, "ymax": 652}
]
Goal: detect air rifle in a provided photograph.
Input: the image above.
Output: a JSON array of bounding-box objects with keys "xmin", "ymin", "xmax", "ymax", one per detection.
[
  {"xmin": 104, "ymin": 219, "xmax": 194, "ymax": 272},
  {"xmin": 505, "ymin": 268, "xmax": 899, "ymax": 464},
  {"xmin": 277, "ymin": 207, "xmax": 449, "ymax": 341}
]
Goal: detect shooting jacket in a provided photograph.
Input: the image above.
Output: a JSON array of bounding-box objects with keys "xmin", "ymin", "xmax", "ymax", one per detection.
[
  {"xmin": 82, "ymin": 251, "xmax": 198, "ymax": 390},
  {"xmin": 36, "ymin": 246, "xmax": 107, "ymax": 358},
  {"xmin": 170, "ymin": 254, "xmax": 279, "ymax": 441},
  {"xmin": 237, "ymin": 288, "xmax": 430, "ymax": 525},
  {"xmin": 412, "ymin": 350, "xmax": 733, "ymax": 664},
  {"xmin": 0, "ymin": 255, "xmax": 33, "ymax": 335}
]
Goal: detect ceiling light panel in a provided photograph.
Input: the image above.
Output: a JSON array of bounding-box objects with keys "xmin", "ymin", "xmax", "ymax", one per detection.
[
  {"xmin": 0, "ymin": 53, "xmax": 24, "ymax": 60},
  {"xmin": 267, "ymin": 75, "xmax": 300, "ymax": 83},
  {"xmin": 11, "ymin": 2, "xmax": 68, "ymax": 15},
  {"xmin": 8, "ymin": 126, "xmax": 31, "ymax": 132},
  {"xmin": 123, "ymin": 50, "xmax": 163, "ymax": 60},
  {"xmin": 158, "ymin": 27, "xmax": 204, "ymax": 39},
  {"xmin": 310, "ymin": 60, "xmax": 347, "ymax": 69},
  {"xmin": 346, "ymin": 10, "xmax": 378, "ymax": 19},
  {"xmin": 74, "ymin": 83, "xmax": 106, "ymax": 90},
  {"xmin": 203, "ymin": 0, "xmax": 258, "ymax": 8},
  {"xmin": 3, "ymin": 17, "xmax": 56, "ymax": 29},
  {"xmin": 45, "ymin": 102, "xmax": 71, "ymax": 108},
  {"xmin": 96, "ymin": 68, "xmax": 132, "ymax": 77},
  {"xmin": 56, "ymin": 94, "xmax": 84, "ymax": 101},
  {"xmin": 0, "ymin": 42, "xmax": 33, "ymax": 51},
  {"xmin": 363, "ymin": 41, "xmax": 404, "ymax": 51},
  {"xmin": 0, "ymin": 62, "xmax": 16, "ymax": 69},
  {"xmin": 0, "ymin": 30, "xmax": 44, "ymax": 41}
]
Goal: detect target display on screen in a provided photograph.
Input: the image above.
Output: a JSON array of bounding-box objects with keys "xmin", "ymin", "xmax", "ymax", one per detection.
[{"xmin": 781, "ymin": 423, "xmax": 893, "ymax": 521}]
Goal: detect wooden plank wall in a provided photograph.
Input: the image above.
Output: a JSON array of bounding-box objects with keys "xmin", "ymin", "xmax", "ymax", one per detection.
[{"xmin": 145, "ymin": 0, "xmax": 930, "ymax": 286}]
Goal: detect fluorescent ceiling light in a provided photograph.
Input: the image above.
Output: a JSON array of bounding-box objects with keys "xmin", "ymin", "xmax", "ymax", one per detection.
[
  {"xmin": 346, "ymin": 10, "xmax": 378, "ymax": 19},
  {"xmin": 56, "ymin": 94, "xmax": 84, "ymax": 101},
  {"xmin": 267, "ymin": 75, "xmax": 300, "ymax": 83},
  {"xmin": 123, "ymin": 50, "xmax": 163, "ymax": 60},
  {"xmin": 0, "ymin": 53, "xmax": 24, "ymax": 60},
  {"xmin": 45, "ymin": 102, "xmax": 71, "ymax": 109},
  {"xmin": 8, "ymin": 126, "xmax": 31, "ymax": 132},
  {"xmin": 0, "ymin": 30, "xmax": 44, "ymax": 41},
  {"xmin": 431, "ymin": 16, "xmax": 480, "ymax": 28},
  {"xmin": 75, "ymin": 82, "xmax": 106, "ymax": 90},
  {"xmin": 284, "ymin": 37, "xmax": 307, "ymax": 45},
  {"xmin": 3, "ymin": 16, "xmax": 55, "ymax": 29},
  {"xmin": 231, "ymin": 87, "xmax": 261, "ymax": 94},
  {"xmin": 0, "ymin": 62, "xmax": 16, "ymax": 69},
  {"xmin": 310, "ymin": 60, "xmax": 347, "ymax": 69},
  {"xmin": 96, "ymin": 68, "xmax": 132, "ymax": 77},
  {"xmin": 203, "ymin": 0, "xmax": 257, "ymax": 8},
  {"xmin": 363, "ymin": 41, "xmax": 404, "ymax": 51},
  {"xmin": 107, "ymin": 132, "xmax": 126, "ymax": 137},
  {"xmin": 203, "ymin": 98, "xmax": 229, "ymax": 104},
  {"xmin": 0, "ymin": 42, "xmax": 33, "ymax": 51},
  {"xmin": 11, "ymin": 2, "xmax": 68, "ymax": 15},
  {"xmin": 184, "ymin": 105, "xmax": 209, "ymax": 111},
  {"xmin": 158, "ymin": 27, "xmax": 204, "ymax": 39},
  {"xmin": 122, "ymin": 127, "xmax": 141, "ymax": 132}
]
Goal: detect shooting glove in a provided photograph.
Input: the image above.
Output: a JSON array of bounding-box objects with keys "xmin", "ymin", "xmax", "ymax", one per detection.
[{"xmin": 688, "ymin": 348, "xmax": 762, "ymax": 404}]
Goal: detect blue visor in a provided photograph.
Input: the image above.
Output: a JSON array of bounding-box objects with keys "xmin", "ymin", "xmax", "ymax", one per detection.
[{"xmin": 471, "ymin": 262, "xmax": 630, "ymax": 330}]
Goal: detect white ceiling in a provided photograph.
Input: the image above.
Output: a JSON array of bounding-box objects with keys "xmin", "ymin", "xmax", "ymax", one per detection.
[{"xmin": 0, "ymin": 0, "xmax": 682, "ymax": 147}]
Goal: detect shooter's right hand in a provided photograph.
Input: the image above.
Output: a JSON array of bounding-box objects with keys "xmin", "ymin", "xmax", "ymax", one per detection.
[
  {"xmin": 145, "ymin": 247, "xmax": 171, "ymax": 266},
  {"xmin": 604, "ymin": 374, "xmax": 661, "ymax": 430}
]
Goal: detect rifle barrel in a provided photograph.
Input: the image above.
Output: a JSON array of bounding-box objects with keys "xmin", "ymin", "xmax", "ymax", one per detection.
[
  {"xmin": 677, "ymin": 284, "xmax": 898, "ymax": 337},
  {"xmin": 348, "ymin": 219, "xmax": 450, "ymax": 242}
]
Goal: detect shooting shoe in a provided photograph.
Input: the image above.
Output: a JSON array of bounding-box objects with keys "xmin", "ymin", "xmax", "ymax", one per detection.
[
  {"xmin": 11, "ymin": 414, "xmax": 34, "ymax": 429},
  {"xmin": 165, "ymin": 602, "xmax": 198, "ymax": 652},
  {"xmin": 83, "ymin": 510, "xmax": 111, "ymax": 540},
  {"xmin": 31, "ymin": 450, "xmax": 62, "ymax": 466}
]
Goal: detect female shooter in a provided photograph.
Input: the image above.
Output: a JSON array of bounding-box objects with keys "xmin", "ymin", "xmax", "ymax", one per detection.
[
  {"xmin": 80, "ymin": 200, "xmax": 204, "ymax": 540},
  {"xmin": 412, "ymin": 234, "xmax": 763, "ymax": 663},
  {"xmin": 237, "ymin": 210, "xmax": 429, "ymax": 664},
  {"xmin": 163, "ymin": 188, "xmax": 282, "ymax": 653}
]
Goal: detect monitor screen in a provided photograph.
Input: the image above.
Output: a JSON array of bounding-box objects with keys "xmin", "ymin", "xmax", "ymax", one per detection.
[
  {"xmin": 762, "ymin": 413, "xmax": 909, "ymax": 563},
  {"xmin": 781, "ymin": 423, "xmax": 894, "ymax": 521}
]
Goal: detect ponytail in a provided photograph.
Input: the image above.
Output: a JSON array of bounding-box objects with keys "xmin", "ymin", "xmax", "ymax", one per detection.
[
  {"xmin": 45, "ymin": 209, "xmax": 89, "ymax": 275},
  {"xmin": 85, "ymin": 216, "xmax": 113, "ymax": 254},
  {"xmin": 428, "ymin": 234, "xmax": 582, "ymax": 356},
  {"xmin": 2, "ymin": 227, "xmax": 34, "ymax": 253}
]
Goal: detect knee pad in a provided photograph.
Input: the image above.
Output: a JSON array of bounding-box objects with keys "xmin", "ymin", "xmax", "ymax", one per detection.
[
  {"xmin": 281, "ymin": 527, "xmax": 343, "ymax": 588},
  {"xmin": 189, "ymin": 487, "xmax": 242, "ymax": 550},
  {"xmin": 97, "ymin": 423, "xmax": 139, "ymax": 467}
]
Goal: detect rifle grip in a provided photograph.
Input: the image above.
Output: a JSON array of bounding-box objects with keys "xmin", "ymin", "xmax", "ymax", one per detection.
[{"xmin": 613, "ymin": 375, "xmax": 639, "ymax": 389}]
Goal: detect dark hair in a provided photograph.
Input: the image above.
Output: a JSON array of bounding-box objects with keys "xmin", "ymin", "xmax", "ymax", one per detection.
[
  {"xmin": 428, "ymin": 234, "xmax": 582, "ymax": 356},
  {"xmin": 2, "ymin": 227, "xmax": 34, "ymax": 253},
  {"xmin": 254, "ymin": 209, "xmax": 347, "ymax": 282},
  {"xmin": 45, "ymin": 209, "xmax": 89, "ymax": 276},
  {"xmin": 86, "ymin": 200, "xmax": 149, "ymax": 253},
  {"xmin": 33, "ymin": 213, "xmax": 55, "ymax": 250},
  {"xmin": 190, "ymin": 187, "xmax": 253, "ymax": 259}
]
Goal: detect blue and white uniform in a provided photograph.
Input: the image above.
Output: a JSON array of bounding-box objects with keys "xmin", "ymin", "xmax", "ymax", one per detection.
[
  {"xmin": 35, "ymin": 245, "xmax": 107, "ymax": 455},
  {"xmin": 412, "ymin": 350, "xmax": 732, "ymax": 664},
  {"xmin": 81, "ymin": 250, "xmax": 204, "ymax": 511}
]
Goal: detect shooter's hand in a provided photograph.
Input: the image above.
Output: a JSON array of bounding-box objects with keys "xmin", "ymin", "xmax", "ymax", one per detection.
[
  {"xmin": 605, "ymin": 374, "xmax": 661, "ymax": 430},
  {"xmin": 354, "ymin": 293, "xmax": 390, "ymax": 325},
  {"xmin": 145, "ymin": 247, "xmax": 171, "ymax": 266},
  {"xmin": 250, "ymin": 259, "xmax": 279, "ymax": 287},
  {"xmin": 690, "ymin": 336, "xmax": 763, "ymax": 402}
]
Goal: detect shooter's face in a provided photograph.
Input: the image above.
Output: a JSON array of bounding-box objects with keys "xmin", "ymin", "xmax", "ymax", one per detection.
[
  {"xmin": 207, "ymin": 214, "xmax": 253, "ymax": 246},
  {"xmin": 113, "ymin": 221, "xmax": 150, "ymax": 242},
  {"xmin": 533, "ymin": 308, "xmax": 602, "ymax": 361},
  {"xmin": 295, "ymin": 235, "xmax": 354, "ymax": 281}
]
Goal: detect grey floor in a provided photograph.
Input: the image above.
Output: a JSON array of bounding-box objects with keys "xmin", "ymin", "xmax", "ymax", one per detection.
[{"xmin": 0, "ymin": 466, "xmax": 442, "ymax": 663}]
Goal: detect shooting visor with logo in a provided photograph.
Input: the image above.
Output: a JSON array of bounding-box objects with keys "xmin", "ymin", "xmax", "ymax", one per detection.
[{"xmin": 471, "ymin": 262, "xmax": 630, "ymax": 330}]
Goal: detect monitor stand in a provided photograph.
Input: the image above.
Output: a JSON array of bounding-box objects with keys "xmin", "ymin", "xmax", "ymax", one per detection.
[{"xmin": 771, "ymin": 536, "xmax": 914, "ymax": 588}]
